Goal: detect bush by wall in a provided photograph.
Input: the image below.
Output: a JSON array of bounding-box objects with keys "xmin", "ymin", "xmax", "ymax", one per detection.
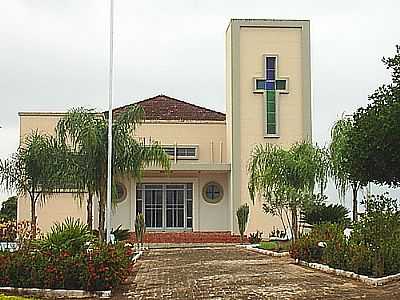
[{"xmin": 290, "ymin": 195, "xmax": 400, "ymax": 278}]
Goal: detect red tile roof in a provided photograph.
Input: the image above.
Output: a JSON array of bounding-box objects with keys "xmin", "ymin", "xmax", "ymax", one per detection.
[{"xmin": 111, "ymin": 95, "xmax": 226, "ymax": 122}]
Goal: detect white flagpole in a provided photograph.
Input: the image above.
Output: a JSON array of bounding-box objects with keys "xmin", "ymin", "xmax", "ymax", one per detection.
[{"xmin": 106, "ymin": 0, "xmax": 114, "ymax": 243}]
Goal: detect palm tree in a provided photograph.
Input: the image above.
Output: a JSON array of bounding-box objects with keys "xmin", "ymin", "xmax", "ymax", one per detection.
[
  {"xmin": 0, "ymin": 131, "xmax": 70, "ymax": 238},
  {"xmin": 329, "ymin": 117, "xmax": 363, "ymax": 221},
  {"xmin": 56, "ymin": 106, "xmax": 170, "ymax": 241},
  {"xmin": 248, "ymin": 141, "xmax": 329, "ymax": 240}
]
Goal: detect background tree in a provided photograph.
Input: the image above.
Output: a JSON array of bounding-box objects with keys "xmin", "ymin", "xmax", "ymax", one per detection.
[
  {"xmin": 248, "ymin": 142, "xmax": 329, "ymax": 240},
  {"xmin": 0, "ymin": 131, "xmax": 70, "ymax": 237},
  {"xmin": 0, "ymin": 196, "xmax": 17, "ymax": 221},
  {"xmin": 57, "ymin": 106, "xmax": 170, "ymax": 241},
  {"xmin": 346, "ymin": 45, "xmax": 400, "ymax": 186},
  {"xmin": 329, "ymin": 117, "xmax": 363, "ymax": 221}
]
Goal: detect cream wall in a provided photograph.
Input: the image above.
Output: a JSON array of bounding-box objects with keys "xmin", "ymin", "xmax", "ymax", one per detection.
[
  {"xmin": 18, "ymin": 113, "xmax": 230, "ymax": 233},
  {"xmin": 18, "ymin": 193, "xmax": 87, "ymax": 233},
  {"xmin": 134, "ymin": 121, "xmax": 227, "ymax": 164},
  {"xmin": 19, "ymin": 113, "xmax": 64, "ymax": 142},
  {"xmin": 226, "ymin": 19, "xmax": 311, "ymax": 236}
]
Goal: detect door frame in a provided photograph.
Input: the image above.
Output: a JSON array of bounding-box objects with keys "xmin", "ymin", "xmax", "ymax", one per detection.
[{"xmin": 132, "ymin": 177, "xmax": 198, "ymax": 231}]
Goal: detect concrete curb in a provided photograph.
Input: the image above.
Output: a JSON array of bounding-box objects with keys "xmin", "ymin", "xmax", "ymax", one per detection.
[
  {"xmin": 237, "ymin": 244, "xmax": 290, "ymax": 257},
  {"xmin": 0, "ymin": 287, "xmax": 111, "ymax": 298},
  {"xmin": 297, "ymin": 260, "xmax": 400, "ymax": 286}
]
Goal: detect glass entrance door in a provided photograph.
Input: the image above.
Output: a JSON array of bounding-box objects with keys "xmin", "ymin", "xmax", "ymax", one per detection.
[
  {"xmin": 136, "ymin": 183, "xmax": 193, "ymax": 230},
  {"xmin": 166, "ymin": 185, "xmax": 185, "ymax": 228},
  {"xmin": 143, "ymin": 184, "xmax": 163, "ymax": 228}
]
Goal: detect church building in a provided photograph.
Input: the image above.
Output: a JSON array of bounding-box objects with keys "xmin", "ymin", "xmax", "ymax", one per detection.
[{"xmin": 18, "ymin": 19, "xmax": 311, "ymax": 239}]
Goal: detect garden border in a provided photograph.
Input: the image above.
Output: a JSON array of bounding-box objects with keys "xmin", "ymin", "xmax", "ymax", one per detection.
[
  {"xmin": 0, "ymin": 287, "xmax": 111, "ymax": 299},
  {"xmin": 297, "ymin": 260, "xmax": 400, "ymax": 286},
  {"xmin": 0, "ymin": 250, "xmax": 144, "ymax": 298},
  {"xmin": 237, "ymin": 244, "xmax": 290, "ymax": 257}
]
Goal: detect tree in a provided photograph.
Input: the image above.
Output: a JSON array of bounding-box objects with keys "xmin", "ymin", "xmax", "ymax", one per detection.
[
  {"xmin": 346, "ymin": 45, "xmax": 400, "ymax": 186},
  {"xmin": 56, "ymin": 106, "xmax": 170, "ymax": 241},
  {"xmin": 329, "ymin": 117, "xmax": 363, "ymax": 221},
  {"xmin": 0, "ymin": 131, "xmax": 70, "ymax": 238},
  {"xmin": 248, "ymin": 141, "xmax": 329, "ymax": 240},
  {"xmin": 0, "ymin": 196, "xmax": 17, "ymax": 221}
]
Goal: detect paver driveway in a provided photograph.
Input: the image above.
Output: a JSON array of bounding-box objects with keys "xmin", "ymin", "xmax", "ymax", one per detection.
[{"xmin": 118, "ymin": 247, "xmax": 400, "ymax": 299}]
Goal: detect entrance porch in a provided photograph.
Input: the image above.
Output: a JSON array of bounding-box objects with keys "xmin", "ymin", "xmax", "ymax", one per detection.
[{"xmin": 111, "ymin": 166, "xmax": 232, "ymax": 235}]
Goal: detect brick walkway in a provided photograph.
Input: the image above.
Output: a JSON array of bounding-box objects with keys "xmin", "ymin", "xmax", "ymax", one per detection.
[{"xmin": 116, "ymin": 247, "xmax": 400, "ymax": 299}]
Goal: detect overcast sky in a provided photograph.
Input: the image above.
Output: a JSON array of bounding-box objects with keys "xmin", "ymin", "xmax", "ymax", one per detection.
[{"xmin": 1, "ymin": 0, "xmax": 399, "ymax": 203}]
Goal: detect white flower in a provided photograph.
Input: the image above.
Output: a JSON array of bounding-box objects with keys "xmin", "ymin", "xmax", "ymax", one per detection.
[
  {"xmin": 124, "ymin": 243, "xmax": 133, "ymax": 247},
  {"xmin": 318, "ymin": 241, "xmax": 327, "ymax": 248}
]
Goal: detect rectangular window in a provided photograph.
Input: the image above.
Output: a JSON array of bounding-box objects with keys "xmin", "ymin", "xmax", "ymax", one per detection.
[
  {"xmin": 266, "ymin": 90, "xmax": 277, "ymax": 135},
  {"xmin": 136, "ymin": 183, "xmax": 193, "ymax": 230},
  {"xmin": 162, "ymin": 147, "xmax": 175, "ymax": 156},
  {"xmin": 276, "ymin": 79, "xmax": 287, "ymax": 91},
  {"xmin": 162, "ymin": 146, "xmax": 198, "ymax": 160},
  {"xmin": 256, "ymin": 79, "xmax": 265, "ymax": 90}
]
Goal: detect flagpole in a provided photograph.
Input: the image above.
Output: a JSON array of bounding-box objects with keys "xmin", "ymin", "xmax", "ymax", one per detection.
[{"xmin": 106, "ymin": 0, "xmax": 114, "ymax": 243}]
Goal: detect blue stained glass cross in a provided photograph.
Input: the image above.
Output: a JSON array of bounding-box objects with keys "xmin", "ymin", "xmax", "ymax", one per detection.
[
  {"xmin": 253, "ymin": 56, "xmax": 289, "ymax": 136},
  {"xmin": 254, "ymin": 57, "xmax": 289, "ymax": 93}
]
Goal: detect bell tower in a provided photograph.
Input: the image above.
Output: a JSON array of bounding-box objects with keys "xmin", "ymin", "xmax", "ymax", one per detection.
[{"xmin": 226, "ymin": 19, "xmax": 311, "ymax": 234}]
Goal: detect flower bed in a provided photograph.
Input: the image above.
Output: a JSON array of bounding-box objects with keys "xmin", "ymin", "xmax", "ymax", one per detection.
[
  {"xmin": 0, "ymin": 242, "xmax": 134, "ymax": 291},
  {"xmin": 0, "ymin": 219, "xmax": 136, "ymax": 292}
]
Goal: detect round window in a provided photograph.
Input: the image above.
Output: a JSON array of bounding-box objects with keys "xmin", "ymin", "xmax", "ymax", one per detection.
[
  {"xmin": 202, "ymin": 181, "xmax": 223, "ymax": 204},
  {"xmin": 115, "ymin": 182, "xmax": 127, "ymax": 203}
]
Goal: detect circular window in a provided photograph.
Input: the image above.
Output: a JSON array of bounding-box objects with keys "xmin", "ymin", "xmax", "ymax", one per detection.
[
  {"xmin": 115, "ymin": 182, "xmax": 127, "ymax": 203},
  {"xmin": 202, "ymin": 181, "xmax": 224, "ymax": 204}
]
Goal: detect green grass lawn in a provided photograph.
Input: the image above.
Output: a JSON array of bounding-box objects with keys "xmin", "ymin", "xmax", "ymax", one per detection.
[{"xmin": 258, "ymin": 241, "xmax": 291, "ymax": 252}]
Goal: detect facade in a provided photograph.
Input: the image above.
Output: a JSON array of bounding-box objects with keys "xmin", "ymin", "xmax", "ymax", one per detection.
[{"xmin": 18, "ymin": 19, "xmax": 311, "ymax": 237}]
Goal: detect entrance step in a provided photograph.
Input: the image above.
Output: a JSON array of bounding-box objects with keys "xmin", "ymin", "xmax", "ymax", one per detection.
[{"xmin": 130, "ymin": 231, "xmax": 245, "ymax": 244}]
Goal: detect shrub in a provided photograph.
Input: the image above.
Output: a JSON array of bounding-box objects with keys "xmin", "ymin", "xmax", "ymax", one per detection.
[
  {"xmin": 291, "ymin": 195, "xmax": 400, "ymax": 278},
  {"xmin": 302, "ymin": 203, "xmax": 350, "ymax": 226},
  {"xmin": 248, "ymin": 231, "xmax": 262, "ymax": 244},
  {"xmin": 290, "ymin": 223, "xmax": 346, "ymax": 263},
  {"xmin": 0, "ymin": 219, "xmax": 134, "ymax": 291},
  {"xmin": 112, "ymin": 225, "xmax": 130, "ymax": 242},
  {"xmin": 0, "ymin": 221, "xmax": 16, "ymax": 242},
  {"xmin": 134, "ymin": 213, "xmax": 146, "ymax": 249},
  {"xmin": 34, "ymin": 218, "xmax": 94, "ymax": 255},
  {"xmin": 269, "ymin": 227, "xmax": 287, "ymax": 239},
  {"xmin": 236, "ymin": 204, "xmax": 249, "ymax": 244}
]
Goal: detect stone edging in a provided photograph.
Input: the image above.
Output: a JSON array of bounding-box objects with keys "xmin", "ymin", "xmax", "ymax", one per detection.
[
  {"xmin": 237, "ymin": 244, "xmax": 290, "ymax": 257},
  {"xmin": 132, "ymin": 250, "xmax": 143, "ymax": 263},
  {"xmin": 0, "ymin": 287, "xmax": 111, "ymax": 299},
  {"xmin": 297, "ymin": 260, "xmax": 400, "ymax": 286},
  {"xmin": 0, "ymin": 250, "xmax": 144, "ymax": 298}
]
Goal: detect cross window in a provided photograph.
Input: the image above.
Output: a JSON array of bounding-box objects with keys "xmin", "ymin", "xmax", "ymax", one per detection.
[{"xmin": 253, "ymin": 56, "xmax": 289, "ymax": 136}]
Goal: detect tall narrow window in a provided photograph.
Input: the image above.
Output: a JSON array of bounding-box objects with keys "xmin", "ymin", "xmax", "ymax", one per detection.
[{"xmin": 265, "ymin": 56, "xmax": 277, "ymax": 135}]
